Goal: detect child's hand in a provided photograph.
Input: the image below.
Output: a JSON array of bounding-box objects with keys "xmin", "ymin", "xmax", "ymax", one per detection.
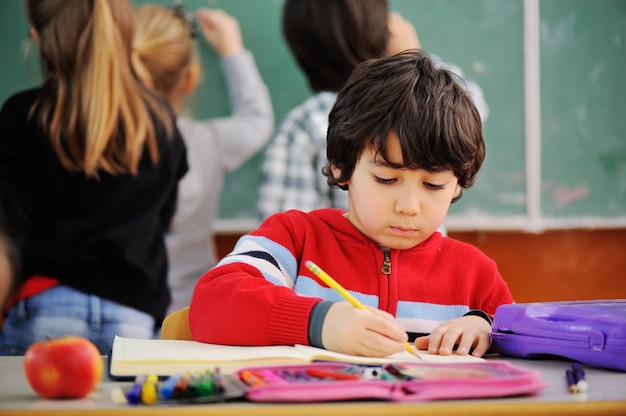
[
  {"xmin": 387, "ymin": 12, "xmax": 421, "ymax": 55},
  {"xmin": 195, "ymin": 8, "xmax": 244, "ymax": 57},
  {"xmin": 320, "ymin": 302, "xmax": 408, "ymax": 357},
  {"xmin": 413, "ymin": 315, "xmax": 492, "ymax": 357}
]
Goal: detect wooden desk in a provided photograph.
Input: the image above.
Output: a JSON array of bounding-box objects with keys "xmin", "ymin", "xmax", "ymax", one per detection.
[{"xmin": 0, "ymin": 355, "xmax": 624, "ymax": 415}]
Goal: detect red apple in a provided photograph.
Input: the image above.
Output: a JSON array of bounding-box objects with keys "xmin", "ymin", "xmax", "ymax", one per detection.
[{"xmin": 23, "ymin": 335, "xmax": 103, "ymax": 399}]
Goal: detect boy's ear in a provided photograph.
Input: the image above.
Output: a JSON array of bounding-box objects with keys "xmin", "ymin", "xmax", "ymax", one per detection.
[
  {"xmin": 331, "ymin": 165, "xmax": 349, "ymax": 189},
  {"xmin": 331, "ymin": 164, "xmax": 343, "ymax": 182},
  {"xmin": 181, "ymin": 61, "xmax": 201, "ymax": 95},
  {"xmin": 453, "ymin": 184, "xmax": 462, "ymax": 199}
]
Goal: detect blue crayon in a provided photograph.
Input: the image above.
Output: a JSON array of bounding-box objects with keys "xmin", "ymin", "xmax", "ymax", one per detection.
[
  {"xmin": 572, "ymin": 363, "xmax": 588, "ymax": 392},
  {"xmin": 126, "ymin": 375, "xmax": 146, "ymax": 405},
  {"xmin": 566, "ymin": 368, "xmax": 578, "ymax": 393},
  {"xmin": 158, "ymin": 373, "xmax": 181, "ymax": 401}
]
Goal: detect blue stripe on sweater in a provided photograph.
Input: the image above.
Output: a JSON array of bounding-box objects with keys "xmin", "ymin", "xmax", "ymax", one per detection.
[
  {"xmin": 218, "ymin": 235, "xmax": 298, "ymax": 287},
  {"xmin": 294, "ymin": 275, "xmax": 379, "ymax": 308},
  {"xmin": 396, "ymin": 302, "xmax": 469, "ymax": 321},
  {"xmin": 397, "ymin": 302, "xmax": 470, "ymax": 333}
]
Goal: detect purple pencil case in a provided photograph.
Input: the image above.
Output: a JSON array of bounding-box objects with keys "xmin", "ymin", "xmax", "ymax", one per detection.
[{"xmin": 491, "ymin": 300, "xmax": 626, "ymax": 371}]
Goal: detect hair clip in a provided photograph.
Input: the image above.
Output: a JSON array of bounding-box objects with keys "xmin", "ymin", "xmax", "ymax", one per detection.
[{"xmin": 171, "ymin": 0, "xmax": 198, "ymax": 38}]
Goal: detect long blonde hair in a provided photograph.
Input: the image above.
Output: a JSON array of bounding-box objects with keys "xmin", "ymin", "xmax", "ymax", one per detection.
[
  {"xmin": 26, "ymin": 0, "xmax": 173, "ymax": 176},
  {"xmin": 132, "ymin": 4, "xmax": 196, "ymax": 102}
]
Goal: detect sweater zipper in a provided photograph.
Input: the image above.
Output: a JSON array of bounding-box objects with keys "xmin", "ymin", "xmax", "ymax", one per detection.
[{"xmin": 381, "ymin": 250, "xmax": 391, "ymax": 275}]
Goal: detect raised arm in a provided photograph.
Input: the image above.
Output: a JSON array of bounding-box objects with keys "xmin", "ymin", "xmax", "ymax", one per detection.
[{"xmin": 195, "ymin": 8, "xmax": 274, "ymax": 170}]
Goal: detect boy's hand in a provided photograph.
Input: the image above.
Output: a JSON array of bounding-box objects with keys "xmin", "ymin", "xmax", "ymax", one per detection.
[
  {"xmin": 414, "ymin": 315, "xmax": 493, "ymax": 357},
  {"xmin": 321, "ymin": 302, "xmax": 408, "ymax": 357},
  {"xmin": 195, "ymin": 8, "xmax": 244, "ymax": 57}
]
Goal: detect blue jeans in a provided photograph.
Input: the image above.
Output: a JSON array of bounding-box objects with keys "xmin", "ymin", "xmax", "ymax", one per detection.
[{"xmin": 0, "ymin": 285, "xmax": 156, "ymax": 356}]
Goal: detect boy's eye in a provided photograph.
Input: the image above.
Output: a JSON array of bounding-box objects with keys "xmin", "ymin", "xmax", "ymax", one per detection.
[
  {"xmin": 424, "ymin": 182, "xmax": 444, "ymax": 190},
  {"xmin": 374, "ymin": 176, "xmax": 395, "ymax": 185}
]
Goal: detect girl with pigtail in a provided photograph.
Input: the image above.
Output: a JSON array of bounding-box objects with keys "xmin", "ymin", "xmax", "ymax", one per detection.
[{"xmin": 0, "ymin": 0, "xmax": 188, "ymax": 355}]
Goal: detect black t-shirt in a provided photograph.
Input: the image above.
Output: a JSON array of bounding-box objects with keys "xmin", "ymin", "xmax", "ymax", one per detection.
[{"xmin": 0, "ymin": 88, "xmax": 188, "ymax": 324}]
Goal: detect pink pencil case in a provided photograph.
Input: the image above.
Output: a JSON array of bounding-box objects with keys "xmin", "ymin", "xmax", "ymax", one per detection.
[{"xmin": 235, "ymin": 361, "xmax": 546, "ymax": 402}]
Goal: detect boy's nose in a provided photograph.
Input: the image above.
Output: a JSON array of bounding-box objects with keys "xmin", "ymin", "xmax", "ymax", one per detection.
[{"xmin": 395, "ymin": 188, "xmax": 421, "ymax": 215}]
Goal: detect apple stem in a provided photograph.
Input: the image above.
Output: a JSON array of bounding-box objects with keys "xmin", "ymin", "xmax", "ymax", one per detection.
[{"xmin": 45, "ymin": 334, "xmax": 51, "ymax": 341}]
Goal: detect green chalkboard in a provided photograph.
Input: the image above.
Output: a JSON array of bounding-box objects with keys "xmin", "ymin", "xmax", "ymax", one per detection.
[
  {"xmin": 1, "ymin": 1, "xmax": 624, "ymax": 228},
  {"xmin": 388, "ymin": 0, "xmax": 526, "ymax": 220},
  {"xmin": 539, "ymin": 0, "xmax": 626, "ymax": 219}
]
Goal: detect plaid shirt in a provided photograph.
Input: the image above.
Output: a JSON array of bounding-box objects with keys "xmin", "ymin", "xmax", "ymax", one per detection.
[
  {"xmin": 257, "ymin": 56, "xmax": 488, "ymax": 221},
  {"xmin": 258, "ymin": 92, "xmax": 347, "ymax": 219}
]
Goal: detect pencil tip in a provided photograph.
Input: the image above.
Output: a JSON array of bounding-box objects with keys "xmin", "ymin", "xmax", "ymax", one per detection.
[{"xmin": 406, "ymin": 343, "xmax": 424, "ymax": 361}]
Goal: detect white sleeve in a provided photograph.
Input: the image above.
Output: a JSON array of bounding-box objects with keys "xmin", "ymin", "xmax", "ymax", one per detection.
[{"xmin": 211, "ymin": 50, "xmax": 275, "ymax": 171}]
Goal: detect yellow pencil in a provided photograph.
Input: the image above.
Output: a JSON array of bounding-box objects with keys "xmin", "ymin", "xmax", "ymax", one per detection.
[{"xmin": 305, "ymin": 260, "xmax": 421, "ymax": 359}]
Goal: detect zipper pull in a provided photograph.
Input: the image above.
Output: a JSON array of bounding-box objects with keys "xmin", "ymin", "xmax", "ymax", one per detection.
[{"xmin": 381, "ymin": 250, "xmax": 391, "ymax": 275}]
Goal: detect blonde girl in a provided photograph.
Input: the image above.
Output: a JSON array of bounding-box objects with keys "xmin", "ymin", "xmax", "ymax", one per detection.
[
  {"xmin": 132, "ymin": 4, "xmax": 273, "ymax": 314},
  {"xmin": 0, "ymin": 0, "xmax": 188, "ymax": 355}
]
